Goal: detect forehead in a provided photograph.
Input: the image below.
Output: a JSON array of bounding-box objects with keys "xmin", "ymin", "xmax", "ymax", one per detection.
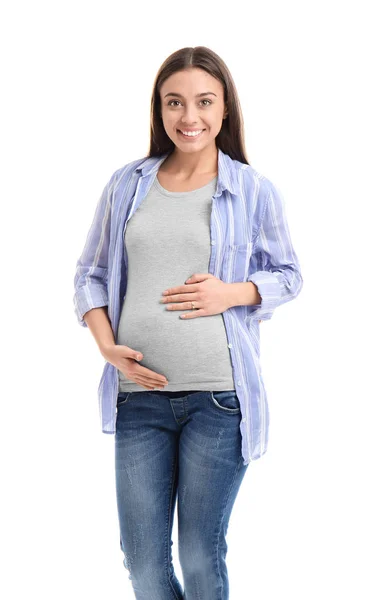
[{"xmin": 160, "ymin": 68, "xmax": 222, "ymax": 95}]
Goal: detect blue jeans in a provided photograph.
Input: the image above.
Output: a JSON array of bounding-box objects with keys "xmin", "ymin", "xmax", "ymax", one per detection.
[{"xmin": 115, "ymin": 389, "xmax": 249, "ymax": 600}]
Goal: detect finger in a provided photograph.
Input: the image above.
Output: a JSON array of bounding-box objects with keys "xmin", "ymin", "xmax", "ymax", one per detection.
[
  {"xmin": 163, "ymin": 301, "xmax": 182, "ymax": 312},
  {"xmin": 179, "ymin": 308, "xmax": 206, "ymax": 319},
  {"xmin": 136, "ymin": 364, "xmax": 168, "ymax": 383},
  {"xmin": 166, "ymin": 301, "xmax": 195, "ymax": 311},
  {"xmin": 133, "ymin": 374, "xmax": 166, "ymax": 387},
  {"xmin": 136, "ymin": 373, "xmax": 167, "ymax": 386},
  {"xmin": 133, "ymin": 377, "xmax": 165, "ymax": 390},
  {"xmin": 163, "ymin": 287, "xmax": 196, "ymax": 301}
]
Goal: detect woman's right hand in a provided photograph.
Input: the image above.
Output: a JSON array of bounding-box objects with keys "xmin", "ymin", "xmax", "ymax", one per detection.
[{"xmin": 100, "ymin": 344, "xmax": 168, "ymax": 390}]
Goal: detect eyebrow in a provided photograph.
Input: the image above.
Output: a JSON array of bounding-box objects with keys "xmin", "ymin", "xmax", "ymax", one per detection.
[{"xmin": 163, "ymin": 92, "xmax": 217, "ymax": 98}]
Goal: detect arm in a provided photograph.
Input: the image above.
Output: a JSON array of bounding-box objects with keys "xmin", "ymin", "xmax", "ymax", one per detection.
[
  {"xmin": 73, "ymin": 171, "xmax": 118, "ymax": 328},
  {"xmin": 245, "ymin": 179, "xmax": 303, "ymax": 321},
  {"xmin": 83, "ymin": 306, "xmax": 115, "ymax": 355},
  {"xmin": 226, "ymin": 281, "xmax": 262, "ymax": 307},
  {"xmin": 226, "ymin": 282, "xmax": 263, "ymax": 323}
]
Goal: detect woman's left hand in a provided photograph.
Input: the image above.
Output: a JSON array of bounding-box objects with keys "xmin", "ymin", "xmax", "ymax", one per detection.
[{"xmin": 160, "ymin": 273, "xmax": 232, "ymax": 319}]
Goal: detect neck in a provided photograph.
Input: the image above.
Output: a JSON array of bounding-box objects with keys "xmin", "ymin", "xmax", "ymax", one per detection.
[{"xmin": 163, "ymin": 144, "xmax": 218, "ymax": 177}]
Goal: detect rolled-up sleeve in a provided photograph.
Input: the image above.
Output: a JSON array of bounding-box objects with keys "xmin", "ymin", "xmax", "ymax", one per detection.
[
  {"xmin": 247, "ymin": 180, "xmax": 303, "ymax": 321},
  {"xmin": 73, "ymin": 172, "xmax": 117, "ymax": 328}
]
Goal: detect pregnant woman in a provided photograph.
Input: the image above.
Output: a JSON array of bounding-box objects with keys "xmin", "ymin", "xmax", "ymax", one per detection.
[{"xmin": 73, "ymin": 45, "xmax": 303, "ymax": 599}]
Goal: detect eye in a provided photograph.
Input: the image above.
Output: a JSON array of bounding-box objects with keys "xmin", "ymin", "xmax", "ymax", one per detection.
[{"xmin": 167, "ymin": 99, "xmax": 212, "ymax": 107}]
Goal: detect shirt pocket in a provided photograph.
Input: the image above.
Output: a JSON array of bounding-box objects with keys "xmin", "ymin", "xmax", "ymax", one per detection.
[{"xmin": 222, "ymin": 242, "xmax": 254, "ymax": 283}]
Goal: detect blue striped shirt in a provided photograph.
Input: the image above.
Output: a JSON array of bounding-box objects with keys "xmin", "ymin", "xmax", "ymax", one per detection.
[{"xmin": 73, "ymin": 148, "xmax": 303, "ymax": 465}]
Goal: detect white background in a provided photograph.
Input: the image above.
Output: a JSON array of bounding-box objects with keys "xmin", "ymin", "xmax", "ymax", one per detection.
[{"xmin": 2, "ymin": 1, "xmax": 378, "ymax": 598}]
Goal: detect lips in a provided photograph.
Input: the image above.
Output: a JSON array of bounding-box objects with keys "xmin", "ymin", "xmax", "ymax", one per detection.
[
  {"xmin": 178, "ymin": 129, "xmax": 205, "ymax": 133},
  {"xmin": 177, "ymin": 129, "xmax": 206, "ymax": 138}
]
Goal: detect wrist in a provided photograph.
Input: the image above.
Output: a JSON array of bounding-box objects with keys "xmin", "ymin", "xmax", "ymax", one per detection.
[
  {"xmin": 226, "ymin": 282, "xmax": 261, "ymax": 308},
  {"xmin": 99, "ymin": 342, "xmax": 116, "ymax": 357}
]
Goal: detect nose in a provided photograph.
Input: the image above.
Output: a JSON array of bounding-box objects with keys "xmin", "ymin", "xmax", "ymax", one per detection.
[{"xmin": 180, "ymin": 104, "xmax": 199, "ymax": 126}]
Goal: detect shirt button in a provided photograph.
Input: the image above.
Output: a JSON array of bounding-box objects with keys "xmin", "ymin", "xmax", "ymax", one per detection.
[
  {"xmin": 242, "ymin": 418, "xmax": 246, "ymax": 423},
  {"xmin": 227, "ymin": 343, "xmax": 233, "ymax": 348},
  {"xmin": 211, "ymin": 240, "xmax": 215, "ymax": 245},
  {"xmin": 237, "ymin": 381, "xmax": 241, "ymax": 386}
]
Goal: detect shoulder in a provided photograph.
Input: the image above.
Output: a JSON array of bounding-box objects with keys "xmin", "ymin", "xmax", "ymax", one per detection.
[
  {"xmin": 232, "ymin": 160, "xmax": 277, "ymax": 206},
  {"xmin": 107, "ymin": 156, "xmax": 148, "ymax": 188}
]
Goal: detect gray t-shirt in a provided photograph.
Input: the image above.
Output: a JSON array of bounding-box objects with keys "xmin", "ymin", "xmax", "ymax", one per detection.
[{"xmin": 116, "ymin": 172, "xmax": 235, "ymax": 393}]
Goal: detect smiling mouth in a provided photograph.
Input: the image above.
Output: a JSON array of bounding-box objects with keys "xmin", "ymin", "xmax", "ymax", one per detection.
[{"xmin": 177, "ymin": 129, "xmax": 206, "ymax": 139}]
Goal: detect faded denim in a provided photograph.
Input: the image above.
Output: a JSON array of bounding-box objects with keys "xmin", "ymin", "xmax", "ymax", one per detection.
[{"xmin": 115, "ymin": 389, "xmax": 250, "ymax": 599}]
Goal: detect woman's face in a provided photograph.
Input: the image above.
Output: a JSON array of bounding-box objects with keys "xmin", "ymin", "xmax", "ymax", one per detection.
[{"xmin": 159, "ymin": 67, "xmax": 228, "ymax": 154}]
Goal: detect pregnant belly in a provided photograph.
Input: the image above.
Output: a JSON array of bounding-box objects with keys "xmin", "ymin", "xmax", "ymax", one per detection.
[{"xmin": 116, "ymin": 299, "xmax": 233, "ymax": 385}]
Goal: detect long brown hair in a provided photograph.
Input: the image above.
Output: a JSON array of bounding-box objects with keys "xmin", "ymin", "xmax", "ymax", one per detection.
[{"xmin": 147, "ymin": 46, "xmax": 250, "ymax": 165}]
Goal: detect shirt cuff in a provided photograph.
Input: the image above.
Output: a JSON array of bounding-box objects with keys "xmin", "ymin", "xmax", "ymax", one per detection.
[
  {"xmin": 247, "ymin": 271, "xmax": 282, "ymax": 320},
  {"xmin": 73, "ymin": 285, "xmax": 109, "ymax": 328}
]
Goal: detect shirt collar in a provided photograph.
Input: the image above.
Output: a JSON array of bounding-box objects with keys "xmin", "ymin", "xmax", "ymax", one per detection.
[{"xmin": 134, "ymin": 147, "xmax": 239, "ymax": 197}]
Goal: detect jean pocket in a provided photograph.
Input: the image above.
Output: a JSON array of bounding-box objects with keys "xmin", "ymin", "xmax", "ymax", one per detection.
[
  {"xmin": 209, "ymin": 390, "xmax": 241, "ymax": 413},
  {"xmin": 117, "ymin": 392, "xmax": 132, "ymax": 407}
]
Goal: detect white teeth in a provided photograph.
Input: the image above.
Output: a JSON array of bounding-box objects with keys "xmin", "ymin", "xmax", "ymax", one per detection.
[{"xmin": 180, "ymin": 130, "xmax": 203, "ymax": 137}]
